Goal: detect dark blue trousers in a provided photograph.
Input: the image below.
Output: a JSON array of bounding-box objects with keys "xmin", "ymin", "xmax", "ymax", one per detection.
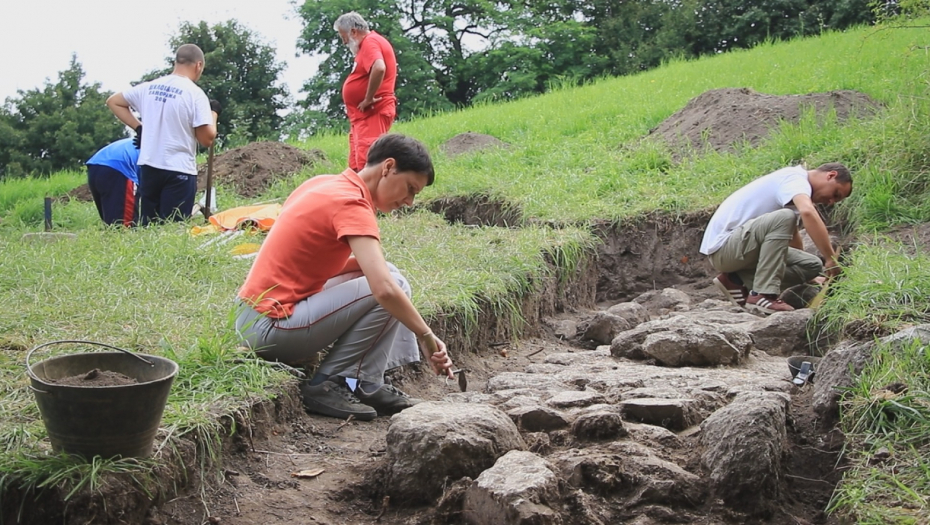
[
  {"xmin": 87, "ymin": 164, "xmax": 136, "ymax": 226},
  {"xmin": 138, "ymin": 165, "xmax": 198, "ymax": 225}
]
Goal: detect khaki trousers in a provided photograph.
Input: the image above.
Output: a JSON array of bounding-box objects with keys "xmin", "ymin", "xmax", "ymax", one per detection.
[{"xmin": 709, "ymin": 209, "xmax": 822, "ymax": 294}]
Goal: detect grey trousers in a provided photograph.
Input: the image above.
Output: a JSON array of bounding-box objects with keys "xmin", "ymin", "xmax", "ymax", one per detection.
[
  {"xmin": 235, "ymin": 263, "xmax": 420, "ymax": 384},
  {"xmin": 709, "ymin": 209, "xmax": 823, "ymax": 295}
]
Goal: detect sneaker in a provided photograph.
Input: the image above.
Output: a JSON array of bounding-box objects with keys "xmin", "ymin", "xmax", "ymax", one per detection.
[
  {"xmin": 300, "ymin": 380, "xmax": 377, "ymax": 421},
  {"xmin": 746, "ymin": 292, "xmax": 795, "ymax": 314},
  {"xmin": 355, "ymin": 384, "xmax": 422, "ymax": 416},
  {"xmin": 713, "ymin": 273, "xmax": 748, "ymax": 307}
]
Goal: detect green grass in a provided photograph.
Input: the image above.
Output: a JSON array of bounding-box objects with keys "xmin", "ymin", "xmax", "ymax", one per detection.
[
  {"xmin": 288, "ymin": 23, "xmax": 930, "ymax": 228},
  {"xmin": 0, "ymin": 205, "xmax": 593, "ymax": 502},
  {"xmin": 0, "ymin": 18, "xmax": 929, "ymax": 519},
  {"xmin": 815, "ymin": 241, "xmax": 930, "ymax": 338},
  {"xmin": 829, "ymin": 337, "xmax": 930, "ymax": 523}
]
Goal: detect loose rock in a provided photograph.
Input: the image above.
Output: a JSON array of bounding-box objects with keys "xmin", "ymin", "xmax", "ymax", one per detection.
[
  {"xmin": 463, "ymin": 451, "xmax": 563, "ymax": 525},
  {"xmin": 386, "ymin": 402, "xmax": 526, "ymax": 504}
]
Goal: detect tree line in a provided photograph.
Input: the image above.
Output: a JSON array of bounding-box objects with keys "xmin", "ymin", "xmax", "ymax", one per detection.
[{"xmin": 1, "ymin": 0, "xmax": 921, "ymax": 179}]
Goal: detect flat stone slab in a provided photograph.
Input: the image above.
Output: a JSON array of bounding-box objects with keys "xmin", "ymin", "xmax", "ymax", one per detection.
[
  {"xmin": 547, "ymin": 390, "xmax": 607, "ymax": 408},
  {"xmin": 620, "ymin": 397, "xmax": 701, "ymax": 430}
]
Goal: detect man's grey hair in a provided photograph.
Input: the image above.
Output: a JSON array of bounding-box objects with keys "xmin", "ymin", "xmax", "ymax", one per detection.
[{"xmin": 333, "ymin": 12, "xmax": 369, "ymax": 33}]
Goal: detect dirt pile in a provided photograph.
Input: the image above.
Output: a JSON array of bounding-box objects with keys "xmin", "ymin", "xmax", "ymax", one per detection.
[
  {"xmin": 439, "ymin": 132, "xmax": 510, "ymax": 158},
  {"xmin": 197, "ymin": 141, "xmax": 325, "ymax": 198},
  {"xmin": 61, "ymin": 142, "xmax": 325, "ymax": 204},
  {"xmin": 649, "ymin": 88, "xmax": 881, "ymax": 155}
]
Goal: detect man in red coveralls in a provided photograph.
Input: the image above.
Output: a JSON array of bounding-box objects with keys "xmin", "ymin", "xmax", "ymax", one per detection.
[{"xmin": 334, "ymin": 12, "xmax": 398, "ymax": 171}]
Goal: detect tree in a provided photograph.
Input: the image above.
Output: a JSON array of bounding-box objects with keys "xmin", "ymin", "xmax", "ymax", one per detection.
[
  {"xmin": 0, "ymin": 56, "xmax": 124, "ymax": 179},
  {"xmin": 295, "ymin": 0, "xmax": 554, "ymax": 124},
  {"xmin": 143, "ymin": 20, "xmax": 290, "ymax": 145}
]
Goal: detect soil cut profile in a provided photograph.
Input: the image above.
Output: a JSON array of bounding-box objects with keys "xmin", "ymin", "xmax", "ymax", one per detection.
[{"xmin": 649, "ymin": 88, "xmax": 881, "ymax": 156}]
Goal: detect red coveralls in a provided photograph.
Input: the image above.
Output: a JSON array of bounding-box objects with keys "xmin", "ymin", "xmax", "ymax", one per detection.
[{"xmin": 342, "ymin": 31, "xmax": 397, "ymax": 171}]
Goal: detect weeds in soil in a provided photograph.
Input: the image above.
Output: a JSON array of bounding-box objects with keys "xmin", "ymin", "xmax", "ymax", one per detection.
[
  {"xmin": 814, "ymin": 241, "xmax": 930, "ymax": 339},
  {"xmin": 829, "ymin": 338, "xmax": 930, "ymax": 523}
]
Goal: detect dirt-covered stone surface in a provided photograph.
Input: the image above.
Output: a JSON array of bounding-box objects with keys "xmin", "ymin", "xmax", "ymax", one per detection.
[
  {"xmin": 196, "ymin": 141, "xmax": 325, "ymax": 198},
  {"xmin": 649, "ymin": 88, "xmax": 881, "ymax": 156},
  {"xmin": 141, "ymin": 286, "xmax": 846, "ymax": 525},
  {"xmin": 9, "ymin": 204, "xmax": 877, "ymax": 525}
]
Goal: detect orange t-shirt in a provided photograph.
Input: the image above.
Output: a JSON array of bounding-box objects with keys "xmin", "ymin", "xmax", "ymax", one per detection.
[
  {"xmin": 342, "ymin": 31, "xmax": 397, "ymax": 120},
  {"xmin": 238, "ymin": 169, "xmax": 380, "ymax": 318}
]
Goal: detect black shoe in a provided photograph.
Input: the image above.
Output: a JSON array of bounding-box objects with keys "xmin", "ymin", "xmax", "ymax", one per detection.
[
  {"xmin": 300, "ymin": 380, "xmax": 376, "ymax": 421},
  {"xmin": 355, "ymin": 384, "xmax": 422, "ymax": 416}
]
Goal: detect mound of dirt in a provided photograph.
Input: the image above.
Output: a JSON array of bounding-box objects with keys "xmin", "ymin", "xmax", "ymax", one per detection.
[
  {"xmin": 60, "ymin": 142, "xmax": 325, "ymax": 204},
  {"xmin": 197, "ymin": 141, "xmax": 325, "ymax": 198},
  {"xmin": 61, "ymin": 182, "xmax": 94, "ymax": 203},
  {"xmin": 649, "ymin": 88, "xmax": 881, "ymax": 155},
  {"xmin": 439, "ymin": 132, "xmax": 510, "ymax": 158}
]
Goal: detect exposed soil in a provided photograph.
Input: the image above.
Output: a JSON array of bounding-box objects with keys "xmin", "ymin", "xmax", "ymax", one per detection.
[
  {"xmin": 11, "ymin": 208, "xmax": 850, "ymax": 525},
  {"xmin": 196, "ymin": 141, "xmax": 326, "ymax": 198},
  {"xmin": 61, "ymin": 183, "xmax": 94, "ymax": 203},
  {"xmin": 439, "ymin": 132, "xmax": 511, "ymax": 158},
  {"xmin": 51, "ymin": 368, "xmax": 138, "ymax": 387},
  {"xmin": 61, "ymin": 142, "xmax": 325, "ymax": 204},
  {"xmin": 649, "ymin": 88, "xmax": 881, "ymax": 156}
]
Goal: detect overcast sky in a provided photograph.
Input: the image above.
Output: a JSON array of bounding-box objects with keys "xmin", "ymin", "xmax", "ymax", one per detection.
[{"xmin": 0, "ymin": 0, "xmax": 320, "ymax": 104}]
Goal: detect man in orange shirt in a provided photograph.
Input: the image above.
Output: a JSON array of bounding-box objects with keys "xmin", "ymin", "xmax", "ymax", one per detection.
[
  {"xmin": 235, "ymin": 134, "xmax": 453, "ymax": 421},
  {"xmin": 334, "ymin": 12, "xmax": 397, "ymax": 171}
]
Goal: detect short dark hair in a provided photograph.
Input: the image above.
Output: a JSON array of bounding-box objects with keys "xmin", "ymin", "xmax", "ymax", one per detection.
[
  {"xmin": 816, "ymin": 162, "xmax": 852, "ymax": 184},
  {"xmin": 175, "ymin": 44, "xmax": 205, "ymax": 65},
  {"xmin": 366, "ymin": 134, "xmax": 435, "ymax": 186}
]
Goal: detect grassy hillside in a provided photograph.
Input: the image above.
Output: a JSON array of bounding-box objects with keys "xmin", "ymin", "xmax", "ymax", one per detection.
[{"xmin": 1, "ymin": 21, "xmax": 929, "ymax": 522}]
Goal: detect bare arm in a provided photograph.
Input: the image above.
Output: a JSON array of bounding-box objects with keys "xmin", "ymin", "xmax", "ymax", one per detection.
[
  {"xmin": 347, "ymin": 235, "xmax": 454, "ymax": 376},
  {"xmin": 793, "ymin": 194, "xmax": 839, "ymax": 276},
  {"xmin": 106, "ymin": 93, "xmax": 141, "ymax": 129},
  {"xmin": 194, "ymin": 112, "xmax": 219, "ymax": 147},
  {"xmin": 357, "ymin": 59, "xmax": 386, "ymax": 111}
]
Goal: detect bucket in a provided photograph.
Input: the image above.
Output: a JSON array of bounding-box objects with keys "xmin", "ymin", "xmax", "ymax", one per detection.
[{"xmin": 26, "ymin": 340, "xmax": 179, "ymax": 459}]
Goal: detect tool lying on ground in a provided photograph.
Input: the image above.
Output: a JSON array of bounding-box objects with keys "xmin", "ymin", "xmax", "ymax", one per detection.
[
  {"xmin": 793, "ymin": 361, "xmax": 814, "ymax": 386},
  {"xmin": 787, "ymin": 355, "xmax": 819, "ymax": 386}
]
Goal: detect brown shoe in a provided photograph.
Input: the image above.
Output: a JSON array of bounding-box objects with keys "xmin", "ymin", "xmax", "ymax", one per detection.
[
  {"xmin": 713, "ymin": 273, "xmax": 748, "ymax": 307},
  {"xmin": 746, "ymin": 292, "xmax": 795, "ymax": 314}
]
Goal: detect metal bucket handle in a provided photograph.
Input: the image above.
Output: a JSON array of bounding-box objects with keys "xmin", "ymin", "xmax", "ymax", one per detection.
[{"xmin": 26, "ymin": 340, "xmax": 155, "ymax": 387}]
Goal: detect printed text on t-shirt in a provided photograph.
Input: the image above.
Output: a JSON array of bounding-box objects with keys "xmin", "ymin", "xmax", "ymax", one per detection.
[{"xmin": 148, "ymin": 84, "xmax": 184, "ymax": 103}]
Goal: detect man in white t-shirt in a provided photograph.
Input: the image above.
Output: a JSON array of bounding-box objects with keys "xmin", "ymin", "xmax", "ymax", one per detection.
[
  {"xmin": 699, "ymin": 163, "xmax": 853, "ymax": 314},
  {"xmin": 106, "ymin": 44, "xmax": 219, "ymax": 224}
]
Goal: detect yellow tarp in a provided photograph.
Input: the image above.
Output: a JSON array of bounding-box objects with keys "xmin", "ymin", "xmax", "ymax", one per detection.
[{"xmin": 190, "ymin": 203, "xmax": 282, "ymax": 236}]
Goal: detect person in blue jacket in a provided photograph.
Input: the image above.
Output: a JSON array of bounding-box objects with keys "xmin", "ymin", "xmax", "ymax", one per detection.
[{"xmin": 86, "ymin": 138, "xmax": 140, "ymax": 226}]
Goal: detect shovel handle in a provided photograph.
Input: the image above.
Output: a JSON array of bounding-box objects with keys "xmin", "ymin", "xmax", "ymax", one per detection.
[{"xmin": 203, "ymin": 144, "xmax": 215, "ymax": 221}]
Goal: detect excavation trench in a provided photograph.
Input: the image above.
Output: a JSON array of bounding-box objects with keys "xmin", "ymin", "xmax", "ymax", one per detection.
[{"xmin": 7, "ymin": 203, "xmax": 846, "ymax": 525}]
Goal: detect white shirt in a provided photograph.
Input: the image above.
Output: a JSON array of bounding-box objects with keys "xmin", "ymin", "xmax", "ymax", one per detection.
[
  {"xmin": 122, "ymin": 74, "xmax": 213, "ymax": 175},
  {"xmin": 700, "ymin": 165, "xmax": 812, "ymax": 255}
]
